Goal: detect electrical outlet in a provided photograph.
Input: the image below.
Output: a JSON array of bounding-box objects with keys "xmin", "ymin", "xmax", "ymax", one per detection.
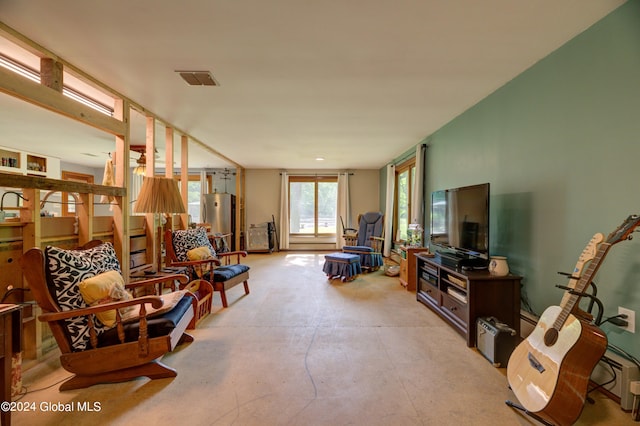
[{"xmin": 618, "ymin": 307, "xmax": 635, "ymax": 333}]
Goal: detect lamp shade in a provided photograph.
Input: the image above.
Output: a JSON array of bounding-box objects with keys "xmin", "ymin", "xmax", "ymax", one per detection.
[{"xmin": 134, "ymin": 177, "xmax": 186, "ymax": 214}]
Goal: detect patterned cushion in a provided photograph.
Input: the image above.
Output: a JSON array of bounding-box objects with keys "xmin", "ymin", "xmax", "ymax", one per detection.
[
  {"xmin": 171, "ymin": 227, "xmax": 216, "ymax": 262},
  {"xmin": 45, "ymin": 242, "xmax": 121, "ymax": 351}
]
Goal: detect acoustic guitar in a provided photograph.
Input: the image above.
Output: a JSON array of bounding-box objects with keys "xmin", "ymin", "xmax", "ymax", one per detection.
[{"xmin": 507, "ymin": 214, "xmax": 640, "ymax": 426}]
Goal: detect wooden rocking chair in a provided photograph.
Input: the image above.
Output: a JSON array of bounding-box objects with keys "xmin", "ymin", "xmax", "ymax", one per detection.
[
  {"xmin": 165, "ymin": 227, "xmax": 250, "ymax": 307},
  {"xmin": 342, "ymin": 212, "xmax": 385, "ymax": 271},
  {"xmin": 20, "ymin": 241, "xmax": 195, "ymax": 391}
]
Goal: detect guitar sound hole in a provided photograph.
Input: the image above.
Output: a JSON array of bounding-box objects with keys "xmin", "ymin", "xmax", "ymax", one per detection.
[{"xmin": 544, "ymin": 328, "xmax": 559, "ymax": 346}]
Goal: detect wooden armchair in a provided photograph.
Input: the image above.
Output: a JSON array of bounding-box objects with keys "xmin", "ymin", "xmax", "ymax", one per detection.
[
  {"xmin": 165, "ymin": 227, "xmax": 250, "ymax": 307},
  {"xmin": 19, "ymin": 241, "xmax": 195, "ymax": 391}
]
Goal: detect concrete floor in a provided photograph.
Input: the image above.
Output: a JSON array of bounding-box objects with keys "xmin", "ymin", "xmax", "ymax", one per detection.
[{"xmin": 14, "ymin": 252, "xmax": 632, "ymax": 425}]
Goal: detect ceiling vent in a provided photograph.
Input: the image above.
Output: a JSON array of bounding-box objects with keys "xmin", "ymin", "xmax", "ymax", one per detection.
[{"xmin": 176, "ymin": 70, "xmax": 219, "ymax": 86}]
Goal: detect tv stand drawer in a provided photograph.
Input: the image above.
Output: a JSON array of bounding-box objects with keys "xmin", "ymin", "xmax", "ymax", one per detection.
[{"xmin": 441, "ymin": 293, "xmax": 467, "ymax": 327}]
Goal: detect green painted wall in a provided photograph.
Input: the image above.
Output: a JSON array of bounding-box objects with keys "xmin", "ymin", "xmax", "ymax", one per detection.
[{"xmin": 386, "ymin": 1, "xmax": 640, "ymax": 354}]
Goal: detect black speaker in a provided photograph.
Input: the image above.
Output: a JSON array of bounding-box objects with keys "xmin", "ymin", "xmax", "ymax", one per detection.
[{"xmin": 476, "ymin": 317, "xmax": 518, "ymax": 367}]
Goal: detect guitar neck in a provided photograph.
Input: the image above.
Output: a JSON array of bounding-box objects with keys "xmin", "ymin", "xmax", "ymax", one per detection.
[{"xmin": 554, "ymin": 243, "xmax": 611, "ymax": 330}]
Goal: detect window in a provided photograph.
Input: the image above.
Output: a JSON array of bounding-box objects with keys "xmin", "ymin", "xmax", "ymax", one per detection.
[
  {"xmin": 289, "ymin": 176, "xmax": 338, "ymax": 236},
  {"xmin": 174, "ymin": 175, "xmax": 212, "ymax": 224},
  {"xmin": 394, "ymin": 159, "xmax": 416, "ymax": 242},
  {"xmin": 61, "ymin": 171, "xmax": 93, "ymax": 217}
]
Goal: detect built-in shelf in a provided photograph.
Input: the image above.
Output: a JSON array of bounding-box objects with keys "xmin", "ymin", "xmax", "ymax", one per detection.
[
  {"xmin": 26, "ymin": 154, "xmax": 47, "ymax": 173},
  {"xmin": 0, "ymin": 148, "xmax": 20, "ymax": 171},
  {"xmin": 0, "ymin": 146, "xmax": 60, "ymax": 179}
]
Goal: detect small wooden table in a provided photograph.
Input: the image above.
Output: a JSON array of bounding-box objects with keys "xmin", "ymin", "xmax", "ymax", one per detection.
[
  {"xmin": 129, "ymin": 266, "xmax": 189, "ymax": 295},
  {"xmin": 0, "ymin": 304, "xmax": 22, "ymax": 426},
  {"xmin": 398, "ymin": 246, "xmax": 430, "ymax": 291}
]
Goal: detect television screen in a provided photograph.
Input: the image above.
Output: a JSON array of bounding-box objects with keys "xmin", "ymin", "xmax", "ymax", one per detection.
[{"xmin": 430, "ymin": 183, "xmax": 490, "ymax": 259}]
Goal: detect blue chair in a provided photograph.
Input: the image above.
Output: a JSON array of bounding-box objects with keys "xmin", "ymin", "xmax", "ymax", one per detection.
[{"xmin": 342, "ymin": 212, "xmax": 384, "ymax": 271}]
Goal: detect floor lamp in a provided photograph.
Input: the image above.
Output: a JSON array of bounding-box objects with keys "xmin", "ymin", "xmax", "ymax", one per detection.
[{"xmin": 134, "ymin": 176, "xmax": 186, "ymax": 273}]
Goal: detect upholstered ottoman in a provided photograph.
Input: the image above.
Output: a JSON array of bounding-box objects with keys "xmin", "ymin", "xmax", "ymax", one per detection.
[{"xmin": 323, "ymin": 252, "xmax": 362, "ymax": 282}]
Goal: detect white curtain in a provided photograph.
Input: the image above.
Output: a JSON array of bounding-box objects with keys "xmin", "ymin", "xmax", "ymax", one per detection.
[
  {"xmin": 336, "ymin": 172, "xmax": 350, "ymax": 249},
  {"xmin": 383, "ymin": 164, "xmax": 395, "ymax": 257},
  {"xmin": 279, "ymin": 172, "xmax": 290, "ymax": 249},
  {"xmin": 199, "ymin": 170, "xmax": 207, "ymax": 224},
  {"xmin": 200, "ymin": 170, "xmax": 207, "ymax": 195},
  {"xmin": 411, "ymin": 144, "xmax": 426, "ymax": 226}
]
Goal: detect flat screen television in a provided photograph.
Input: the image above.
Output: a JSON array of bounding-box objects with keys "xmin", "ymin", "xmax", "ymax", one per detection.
[{"xmin": 430, "ymin": 183, "xmax": 490, "ymax": 267}]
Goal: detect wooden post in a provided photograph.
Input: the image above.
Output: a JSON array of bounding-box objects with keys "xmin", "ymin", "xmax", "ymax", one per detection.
[
  {"xmin": 113, "ymin": 99, "xmax": 130, "ymax": 278},
  {"xmin": 180, "ymin": 135, "xmax": 189, "ymax": 230},
  {"xmin": 145, "ymin": 116, "xmax": 157, "ymax": 269}
]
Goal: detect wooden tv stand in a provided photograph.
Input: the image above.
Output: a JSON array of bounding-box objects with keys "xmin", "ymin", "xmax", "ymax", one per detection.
[{"xmin": 415, "ymin": 253, "xmax": 522, "ymax": 347}]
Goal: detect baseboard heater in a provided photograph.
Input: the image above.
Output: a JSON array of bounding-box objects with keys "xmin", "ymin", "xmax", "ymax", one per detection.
[{"xmin": 591, "ymin": 350, "xmax": 640, "ymax": 411}]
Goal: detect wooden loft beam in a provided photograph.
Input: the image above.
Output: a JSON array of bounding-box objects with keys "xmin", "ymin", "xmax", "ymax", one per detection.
[
  {"xmin": 0, "ymin": 67, "xmax": 126, "ymax": 137},
  {"xmin": 0, "ymin": 172, "xmax": 126, "ymax": 197}
]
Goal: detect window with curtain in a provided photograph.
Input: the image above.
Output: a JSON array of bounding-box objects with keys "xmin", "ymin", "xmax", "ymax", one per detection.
[
  {"xmin": 394, "ymin": 159, "xmax": 416, "ymax": 242},
  {"xmin": 289, "ymin": 176, "xmax": 338, "ymax": 236}
]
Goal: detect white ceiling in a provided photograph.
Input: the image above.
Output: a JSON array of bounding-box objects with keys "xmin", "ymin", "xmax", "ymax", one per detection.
[{"xmin": 0, "ymin": 0, "xmax": 626, "ymax": 171}]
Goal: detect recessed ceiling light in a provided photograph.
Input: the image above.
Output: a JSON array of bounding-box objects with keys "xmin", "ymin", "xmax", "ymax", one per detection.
[
  {"xmin": 176, "ymin": 70, "xmax": 219, "ymax": 86},
  {"xmin": 315, "ymin": 157, "xmax": 325, "ymax": 161}
]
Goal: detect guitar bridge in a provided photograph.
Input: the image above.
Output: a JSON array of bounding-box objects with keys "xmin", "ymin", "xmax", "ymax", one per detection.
[{"xmin": 528, "ymin": 352, "xmax": 545, "ymax": 373}]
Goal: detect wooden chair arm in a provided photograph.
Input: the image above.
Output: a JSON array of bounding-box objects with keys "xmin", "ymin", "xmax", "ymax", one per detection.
[
  {"xmin": 343, "ymin": 234, "xmax": 358, "ymax": 246},
  {"xmin": 167, "ymin": 258, "xmax": 222, "ymax": 268},
  {"xmin": 217, "ymin": 251, "xmax": 248, "ymax": 265},
  {"xmin": 369, "ymin": 236, "xmax": 384, "ymax": 252},
  {"xmin": 218, "ymin": 250, "xmax": 247, "ymax": 257},
  {"xmin": 125, "ymin": 274, "xmax": 189, "ymax": 289},
  {"xmin": 38, "ymin": 296, "xmax": 165, "ymax": 322},
  {"xmin": 212, "ymin": 232, "xmax": 232, "ymax": 239}
]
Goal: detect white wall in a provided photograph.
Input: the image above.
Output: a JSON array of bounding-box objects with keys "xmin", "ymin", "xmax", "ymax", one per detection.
[{"xmin": 245, "ymin": 169, "xmax": 380, "ymax": 250}]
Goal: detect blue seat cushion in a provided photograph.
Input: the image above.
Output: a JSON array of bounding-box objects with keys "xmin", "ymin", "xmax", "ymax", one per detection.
[
  {"xmin": 323, "ymin": 252, "xmax": 362, "ymax": 278},
  {"xmin": 342, "ymin": 245, "xmax": 374, "ymax": 253},
  {"xmin": 207, "ymin": 264, "xmax": 250, "ymax": 282},
  {"xmin": 325, "ymin": 252, "xmax": 360, "ymax": 262},
  {"xmin": 342, "ymin": 247, "xmax": 383, "ymax": 269},
  {"xmin": 97, "ymin": 295, "xmax": 193, "ymax": 347}
]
